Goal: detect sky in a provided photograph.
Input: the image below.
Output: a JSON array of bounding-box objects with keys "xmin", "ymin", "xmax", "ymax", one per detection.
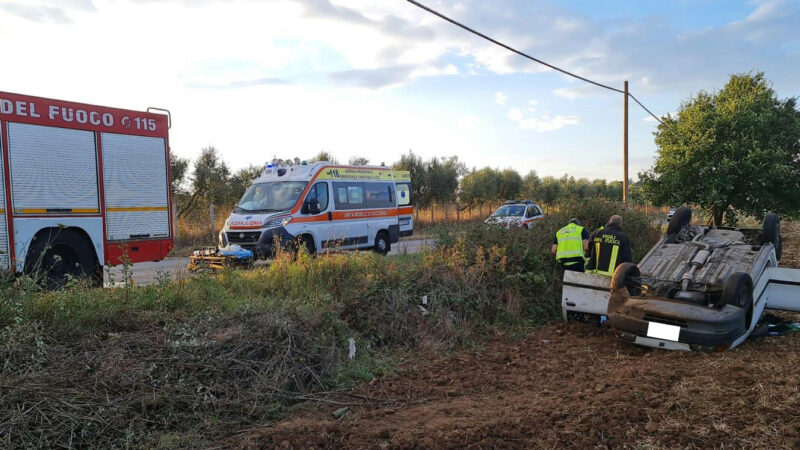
[{"xmin": 1, "ymin": 0, "xmax": 799, "ymax": 182}]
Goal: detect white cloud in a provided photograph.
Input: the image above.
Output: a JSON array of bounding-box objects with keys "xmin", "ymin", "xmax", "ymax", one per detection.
[
  {"xmin": 506, "ymin": 107, "xmax": 581, "ymax": 132},
  {"xmin": 457, "ymin": 116, "xmax": 481, "ymax": 130},
  {"xmin": 553, "ymin": 86, "xmax": 598, "ymax": 100},
  {"xmin": 494, "ymin": 92, "xmax": 508, "ymax": 105}
]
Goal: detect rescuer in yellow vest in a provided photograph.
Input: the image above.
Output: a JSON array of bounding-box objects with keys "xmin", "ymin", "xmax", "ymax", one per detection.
[
  {"xmin": 586, "ymin": 215, "xmax": 633, "ymax": 276},
  {"xmin": 551, "ymin": 218, "xmax": 590, "ymax": 272}
]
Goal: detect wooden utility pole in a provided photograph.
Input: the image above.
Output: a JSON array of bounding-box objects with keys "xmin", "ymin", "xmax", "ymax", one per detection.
[{"xmin": 623, "ymin": 80, "xmax": 629, "ymax": 203}]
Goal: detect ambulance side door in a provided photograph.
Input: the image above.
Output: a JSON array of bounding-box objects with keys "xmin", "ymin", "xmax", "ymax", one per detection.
[
  {"xmin": 364, "ymin": 181, "xmax": 397, "ymax": 245},
  {"xmin": 298, "ymin": 181, "xmax": 333, "ymax": 252},
  {"xmin": 330, "ymin": 181, "xmax": 369, "ymax": 250}
]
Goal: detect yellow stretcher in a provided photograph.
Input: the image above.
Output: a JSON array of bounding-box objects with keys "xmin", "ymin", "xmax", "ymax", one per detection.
[{"xmin": 187, "ymin": 247, "xmax": 254, "ymax": 272}]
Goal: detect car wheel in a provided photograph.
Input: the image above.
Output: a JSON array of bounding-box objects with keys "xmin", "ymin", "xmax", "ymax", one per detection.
[
  {"xmin": 373, "ymin": 231, "xmax": 390, "ymax": 256},
  {"xmin": 294, "ymin": 235, "xmax": 316, "ymax": 256},
  {"xmin": 610, "ymin": 262, "xmax": 642, "ymax": 296},
  {"xmin": 762, "ymin": 213, "xmax": 781, "ymax": 261},
  {"xmin": 666, "ymin": 206, "xmax": 692, "ymax": 236},
  {"xmin": 721, "ymin": 272, "xmax": 753, "ymax": 327}
]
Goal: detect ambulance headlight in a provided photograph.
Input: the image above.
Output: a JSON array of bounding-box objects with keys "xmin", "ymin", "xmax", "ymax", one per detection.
[
  {"xmin": 218, "ymin": 231, "xmax": 228, "ymax": 248},
  {"xmin": 264, "ymin": 216, "xmax": 292, "ymax": 228}
]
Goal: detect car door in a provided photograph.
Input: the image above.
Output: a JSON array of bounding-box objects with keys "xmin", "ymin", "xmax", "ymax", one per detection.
[
  {"xmin": 296, "ymin": 181, "xmax": 332, "ymax": 252},
  {"xmin": 523, "ymin": 205, "xmax": 544, "ymax": 227},
  {"xmin": 329, "ymin": 181, "xmax": 369, "ymax": 250}
]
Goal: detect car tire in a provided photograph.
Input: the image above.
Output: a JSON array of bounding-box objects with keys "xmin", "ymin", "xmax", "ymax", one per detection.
[
  {"xmin": 666, "ymin": 206, "xmax": 692, "ymax": 236},
  {"xmin": 295, "ymin": 235, "xmax": 316, "ymax": 256},
  {"xmin": 610, "ymin": 262, "xmax": 642, "ymax": 296},
  {"xmin": 373, "ymin": 231, "xmax": 390, "ymax": 256},
  {"xmin": 762, "ymin": 213, "xmax": 782, "ymax": 261},
  {"xmin": 721, "ymin": 272, "xmax": 753, "ymax": 327},
  {"xmin": 24, "ymin": 228, "xmax": 101, "ymax": 289}
]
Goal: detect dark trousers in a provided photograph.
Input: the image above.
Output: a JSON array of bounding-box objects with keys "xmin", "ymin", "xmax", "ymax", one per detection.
[{"xmin": 563, "ymin": 261, "xmax": 585, "ymax": 272}]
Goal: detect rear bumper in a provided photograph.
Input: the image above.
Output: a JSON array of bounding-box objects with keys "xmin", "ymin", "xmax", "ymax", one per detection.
[{"xmin": 607, "ymin": 292, "xmax": 746, "ymax": 348}]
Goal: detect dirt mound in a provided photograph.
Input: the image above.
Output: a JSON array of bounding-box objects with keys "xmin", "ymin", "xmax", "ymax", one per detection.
[{"xmin": 246, "ymin": 223, "xmax": 800, "ymax": 449}]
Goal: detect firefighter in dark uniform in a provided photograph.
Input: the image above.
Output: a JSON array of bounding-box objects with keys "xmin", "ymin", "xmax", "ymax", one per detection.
[{"xmin": 586, "ymin": 215, "xmax": 632, "ymax": 276}]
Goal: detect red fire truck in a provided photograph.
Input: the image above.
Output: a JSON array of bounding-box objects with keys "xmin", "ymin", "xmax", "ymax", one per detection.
[{"xmin": 0, "ymin": 91, "xmax": 174, "ymax": 286}]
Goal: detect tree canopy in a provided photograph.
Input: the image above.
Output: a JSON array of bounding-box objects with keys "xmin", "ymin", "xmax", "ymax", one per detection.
[{"xmin": 640, "ymin": 72, "xmax": 800, "ymax": 224}]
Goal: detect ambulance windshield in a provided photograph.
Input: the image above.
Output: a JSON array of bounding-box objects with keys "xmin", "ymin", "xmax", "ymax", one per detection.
[{"xmin": 235, "ymin": 181, "xmax": 307, "ymax": 213}]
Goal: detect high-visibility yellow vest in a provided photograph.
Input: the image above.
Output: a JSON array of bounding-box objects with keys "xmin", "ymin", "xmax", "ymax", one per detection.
[{"xmin": 556, "ymin": 223, "xmax": 584, "ymax": 265}]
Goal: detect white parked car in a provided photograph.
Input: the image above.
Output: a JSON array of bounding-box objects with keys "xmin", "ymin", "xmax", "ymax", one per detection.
[{"xmin": 484, "ymin": 200, "xmax": 544, "ymax": 229}]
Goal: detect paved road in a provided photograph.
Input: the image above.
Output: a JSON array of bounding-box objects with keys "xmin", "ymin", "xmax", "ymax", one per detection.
[{"xmin": 104, "ymin": 238, "xmax": 433, "ymax": 286}]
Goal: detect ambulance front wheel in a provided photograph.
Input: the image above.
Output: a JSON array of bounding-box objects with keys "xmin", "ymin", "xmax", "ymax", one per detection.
[
  {"xmin": 295, "ymin": 235, "xmax": 316, "ymax": 256},
  {"xmin": 374, "ymin": 231, "xmax": 390, "ymax": 256}
]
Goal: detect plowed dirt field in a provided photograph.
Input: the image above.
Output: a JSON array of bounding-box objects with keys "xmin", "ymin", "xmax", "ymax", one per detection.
[{"xmin": 244, "ymin": 223, "xmax": 800, "ymax": 449}]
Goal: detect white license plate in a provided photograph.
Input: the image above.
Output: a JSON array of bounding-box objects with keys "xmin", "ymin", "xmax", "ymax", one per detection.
[{"xmin": 646, "ymin": 322, "xmax": 680, "ymax": 341}]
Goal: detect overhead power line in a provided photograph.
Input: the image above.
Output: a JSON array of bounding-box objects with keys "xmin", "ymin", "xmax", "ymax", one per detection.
[
  {"xmin": 628, "ymin": 93, "xmax": 663, "ymax": 124},
  {"xmin": 405, "ymin": 0, "xmax": 663, "ymax": 124}
]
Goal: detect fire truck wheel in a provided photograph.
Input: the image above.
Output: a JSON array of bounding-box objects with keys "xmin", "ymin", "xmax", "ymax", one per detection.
[
  {"xmin": 374, "ymin": 231, "xmax": 390, "ymax": 256},
  {"xmin": 24, "ymin": 228, "xmax": 101, "ymax": 289}
]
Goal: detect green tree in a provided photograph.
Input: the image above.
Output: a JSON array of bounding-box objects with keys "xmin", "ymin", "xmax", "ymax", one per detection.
[
  {"xmin": 497, "ymin": 169, "xmax": 523, "ymax": 201},
  {"xmin": 230, "ymin": 165, "xmax": 264, "ymax": 200},
  {"xmin": 520, "ymin": 170, "xmax": 541, "ymax": 199},
  {"xmin": 640, "ymin": 72, "xmax": 800, "ymax": 224},
  {"xmin": 179, "ymin": 146, "xmax": 232, "ymax": 218},
  {"xmin": 348, "ymin": 156, "xmax": 369, "ymax": 166},
  {"xmin": 537, "ymin": 176, "xmax": 563, "ymax": 205},
  {"xmin": 459, "ymin": 167, "xmax": 501, "ymax": 208},
  {"xmin": 310, "ymin": 151, "xmax": 339, "ymax": 164},
  {"xmin": 426, "ymin": 156, "xmax": 461, "ymax": 206},
  {"xmin": 169, "ymin": 153, "xmax": 189, "ymax": 197},
  {"xmin": 393, "ymin": 150, "xmax": 428, "ymax": 207}
]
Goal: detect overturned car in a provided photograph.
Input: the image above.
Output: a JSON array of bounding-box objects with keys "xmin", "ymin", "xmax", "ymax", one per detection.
[{"xmin": 562, "ymin": 207, "xmax": 800, "ymax": 351}]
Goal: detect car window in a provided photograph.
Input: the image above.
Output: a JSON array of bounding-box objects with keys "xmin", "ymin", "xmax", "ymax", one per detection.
[
  {"xmin": 304, "ymin": 182, "xmax": 328, "ymax": 213},
  {"xmin": 492, "ymin": 205, "xmax": 525, "ymax": 216},
  {"xmin": 396, "ymin": 183, "xmax": 412, "ymax": 206},
  {"xmin": 333, "ymin": 182, "xmax": 366, "ymax": 210},
  {"xmin": 365, "ymin": 182, "xmax": 396, "ymax": 208},
  {"xmin": 348, "ymin": 186, "xmax": 363, "ymax": 204}
]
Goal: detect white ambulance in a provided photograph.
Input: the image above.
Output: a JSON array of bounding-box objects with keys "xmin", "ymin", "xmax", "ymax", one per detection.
[
  {"xmin": 0, "ymin": 91, "xmax": 174, "ymax": 286},
  {"xmin": 218, "ymin": 162, "xmax": 413, "ymax": 257}
]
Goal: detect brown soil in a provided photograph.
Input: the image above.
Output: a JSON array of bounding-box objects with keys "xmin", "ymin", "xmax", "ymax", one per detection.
[{"xmin": 243, "ymin": 223, "xmax": 800, "ymax": 449}]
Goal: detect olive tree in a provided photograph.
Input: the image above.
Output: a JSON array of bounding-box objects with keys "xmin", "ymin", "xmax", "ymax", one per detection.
[{"xmin": 640, "ymin": 72, "xmax": 800, "ymax": 225}]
